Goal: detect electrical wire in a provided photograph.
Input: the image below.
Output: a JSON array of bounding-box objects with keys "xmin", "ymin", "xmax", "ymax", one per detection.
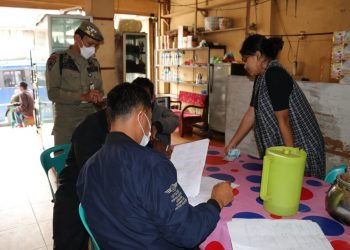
[
  {"xmin": 272, "ymin": 0, "xmax": 294, "ymax": 64},
  {"xmin": 255, "ymin": 0, "xmax": 258, "ymax": 24},
  {"xmin": 154, "ymin": 0, "xmax": 215, "ymax": 8},
  {"xmin": 155, "ymin": 0, "xmax": 269, "ymax": 9},
  {"xmin": 295, "ymin": 38, "xmax": 300, "ymax": 61},
  {"xmin": 203, "ymin": 0, "xmax": 271, "ymax": 11}
]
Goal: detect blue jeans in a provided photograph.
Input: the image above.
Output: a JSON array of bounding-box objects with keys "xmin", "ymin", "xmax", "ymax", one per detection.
[{"xmin": 14, "ymin": 112, "xmax": 24, "ymax": 125}]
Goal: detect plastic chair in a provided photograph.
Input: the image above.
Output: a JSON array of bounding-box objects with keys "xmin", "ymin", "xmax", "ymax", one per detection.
[
  {"xmin": 79, "ymin": 204, "xmax": 101, "ymax": 250},
  {"xmin": 40, "ymin": 144, "xmax": 71, "ymax": 201},
  {"xmin": 324, "ymin": 164, "xmax": 347, "ymax": 184}
]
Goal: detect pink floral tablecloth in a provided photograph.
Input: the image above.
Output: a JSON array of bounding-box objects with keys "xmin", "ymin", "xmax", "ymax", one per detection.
[{"xmin": 199, "ymin": 144, "xmax": 350, "ymax": 250}]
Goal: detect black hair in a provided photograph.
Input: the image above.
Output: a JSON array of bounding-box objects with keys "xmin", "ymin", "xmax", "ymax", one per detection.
[
  {"xmin": 107, "ymin": 82, "xmax": 152, "ymax": 121},
  {"xmin": 19, "ymin": 82, "xmax": 28, "ymax": 89},
  {"xmin": 74, "ymin": 29, "xmax": 86, "ymax": 39},
  {"xmin": 240, "ymin": 34, "xmax": 284, "ymax": 60},
  {"xmin": 132, "ymin": 77, "xmax": 154, "ymax": 96}
]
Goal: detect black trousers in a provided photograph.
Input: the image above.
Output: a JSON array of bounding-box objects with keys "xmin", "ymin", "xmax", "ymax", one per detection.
[{"xmin": 53, "ymin": 183, "xmax": 89, "ymax": 250}]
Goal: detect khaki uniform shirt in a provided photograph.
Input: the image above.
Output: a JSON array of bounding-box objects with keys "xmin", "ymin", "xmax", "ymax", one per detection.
[{"xmin": 46, "ymin": 48, "xmax": 103, "ymax": 145}]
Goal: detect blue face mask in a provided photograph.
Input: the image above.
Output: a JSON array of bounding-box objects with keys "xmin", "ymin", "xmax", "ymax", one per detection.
[{"xmin": 138, "ymin": 112, "xmax": 151, "ymax": 147}]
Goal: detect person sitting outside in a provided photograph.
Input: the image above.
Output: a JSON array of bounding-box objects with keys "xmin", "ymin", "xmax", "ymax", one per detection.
[
  {"xmin": 132, "ymin": 77, "xmax": 179, "ymax": 148},
  {"xmin": 77, "ymin": 83, "xmax": 234, "ymax": 249},
  {"xmin": 13, "ymin": 82, "xmax": 34, "ymax": 127}
]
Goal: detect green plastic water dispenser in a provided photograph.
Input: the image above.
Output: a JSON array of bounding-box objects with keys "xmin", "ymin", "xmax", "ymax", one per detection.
[{"xmin": 260, "ymin": 146, "xmax": 307, "ymax": 216}]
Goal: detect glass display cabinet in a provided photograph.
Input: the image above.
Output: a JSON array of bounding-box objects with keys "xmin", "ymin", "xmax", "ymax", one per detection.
[
  {"xmin": 32, "ymin": 14, "xmax": 91, "ymax": 127},
  {"xmin": 115, "ymin": 32, "xmax": 148, "ymax": 84}
]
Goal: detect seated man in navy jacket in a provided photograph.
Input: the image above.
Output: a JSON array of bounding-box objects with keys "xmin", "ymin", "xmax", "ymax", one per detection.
[{"xmin": 76, "ymin": 83, "xmax": 234, "ymax": 250}]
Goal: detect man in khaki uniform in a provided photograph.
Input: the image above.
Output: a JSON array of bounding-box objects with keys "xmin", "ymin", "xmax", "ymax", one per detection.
[{"xmin": 46, "ymin": 21, "xmax": 104, "ymax": 145}]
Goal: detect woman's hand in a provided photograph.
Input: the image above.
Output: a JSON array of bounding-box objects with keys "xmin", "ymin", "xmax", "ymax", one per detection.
[
  {"xmin": 224, "ymin": 142, "xmax": 236, "ymax": 155},
  {"xmin": 224, "ymin": 107, "xmax": 255, "ymax": 155}
]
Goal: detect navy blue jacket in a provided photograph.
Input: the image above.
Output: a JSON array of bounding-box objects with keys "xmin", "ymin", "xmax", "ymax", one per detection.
[{"xmin": 77, "ymin": 132, "xmax": 220, "ymax": 250}]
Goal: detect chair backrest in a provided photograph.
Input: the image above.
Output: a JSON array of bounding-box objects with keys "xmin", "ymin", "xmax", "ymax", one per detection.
[
  {"xmin": 155, "ymin": 96, "xmax": 170, "ymax": 109},
  {"xmin": 324, "ymin": 164, "xmax": 347, "ymax": 184},
  {"xmin": 40, "ymin": 144, "xmax": 71, "ymax": 201},
  {"xmin": 178, "ymin": 91, "xmax": 206, "ymax": 107},
  {"xmin": 40, "ymin": 144, "xmax": 71, "ymax": 176},
  {"xmin": 79, "ymin": 204, "xmax": 101, "ymax": 250}
]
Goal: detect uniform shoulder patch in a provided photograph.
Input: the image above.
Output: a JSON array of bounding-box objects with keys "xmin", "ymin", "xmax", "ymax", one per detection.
[{"xmin": 47, "ymin": 53, "xmax": 58, "ymax": 71}]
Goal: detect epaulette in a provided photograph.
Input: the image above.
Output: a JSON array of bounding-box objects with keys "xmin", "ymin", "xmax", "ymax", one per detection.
[{"xmin": 47, "ymin": 53, "xmax": 58, "ymax": 71}]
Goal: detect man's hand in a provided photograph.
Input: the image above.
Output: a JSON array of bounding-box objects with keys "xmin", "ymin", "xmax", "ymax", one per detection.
[
  {"xmin": 80, "ymin": 90, "xmax": 103, "ymax": 103},
  {"xmin": 211, "ymin": 182, "xmax": 234, "ymax": 209}
]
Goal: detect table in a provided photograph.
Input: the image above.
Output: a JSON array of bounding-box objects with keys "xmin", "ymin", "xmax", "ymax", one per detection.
[{"xmin": 199, "ymin": 143, "xmax": 350, "ymax": 250}]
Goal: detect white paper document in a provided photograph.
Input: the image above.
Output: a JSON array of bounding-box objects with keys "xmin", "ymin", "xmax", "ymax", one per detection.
[
  {"xmin": 188, "ymin": 176, "xmax": 239, "ymax": 206},
  {"xmin": 227, "ymin": 219, "xmax": 333, "ymax": 250},
  {"xmin": 170, "ymin": 139, "xmax": 209, "ymax": 197}
]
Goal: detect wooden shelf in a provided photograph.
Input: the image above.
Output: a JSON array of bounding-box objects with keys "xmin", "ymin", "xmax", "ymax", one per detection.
[
  {"xmin": 179, "ymin": 64, "xmax": 209, "ymax": 69},
  {"xmin": 157, "ymin": 79, "xmax": 207, "ymax": 87},
  {"xmin": 157, "ymin": 47, "xmax": 208, "ymax": 52},
  {"xmin": 161, "ymin": 9, "xmax": 195, "ymax": 18},
  {"xmin": 157, "ymin": 79, "xmax": 179, "ymax": 84},
  {"xmin": 156, "ymin": 93, "xmax": 178, "ymax": 99},
  {"xmin": 156, "ymin": 64, "xmax": 209, "ymax": 68},
  {"xmin": 178, "ymin": 81, "xmax": 207, "ymax": 87},
  {"xmin": 156, "ymin": 46, "xmax": 226, "ymax": 52},
  {"xmin": 156, "ymin": 65, "xmax": 178, "ymax": 68},
  {"xmin": 197, "ymin": 0, "xmax": 247, "ymax": 11},
  {"xmin": 200, "ymin": 27, "xmax": 245, "ymax": 34},
  {"xmin": 161, "ymin": 0, "xmax": 247, "ymax": 18}
]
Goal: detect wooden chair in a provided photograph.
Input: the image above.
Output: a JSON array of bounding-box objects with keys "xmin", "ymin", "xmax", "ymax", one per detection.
[{"xmin": 171, "ymin": 91, "xmax": 208, "ymax": 137}]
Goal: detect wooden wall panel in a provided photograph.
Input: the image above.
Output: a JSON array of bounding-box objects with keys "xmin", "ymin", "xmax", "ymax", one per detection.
[
  {"xmin": 0, "ymin": 0, "xmax": 158, "ymax": 16},
  {"xmin": 114, "ymin": 0, "xmax": 158, "ymax": 16},
  {"xmin": 270, "ymin": 0, "xmax": 350, "ymax": 82},
  {"xmin": 168, "ymin": 0, "xmax": 350, "ymax": 82},
  {"xmin": 0, "ymin": 0, "xmax": 83, "ymax": 10}
]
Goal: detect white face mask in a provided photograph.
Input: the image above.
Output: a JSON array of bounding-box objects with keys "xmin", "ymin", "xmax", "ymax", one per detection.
[
  {"xmin": 79, "ymin": 43, "xmax": 95, "ymax": 59},
  {"xmin": 138, "ymin": 112, "xmax": 151, "ymax": 147}
]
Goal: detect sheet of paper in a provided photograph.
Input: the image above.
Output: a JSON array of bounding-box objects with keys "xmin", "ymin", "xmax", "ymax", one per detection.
[
  {"xmin": 188, "ymin": 176, "xmax": 239, "ymax": 206},
  {"xmin": 227, "ymin": 219, "xmax": 333, "ymax": 250},
  {"xmin": 170, "ymin": 139, "xmax": 209, "ymax": 197}
]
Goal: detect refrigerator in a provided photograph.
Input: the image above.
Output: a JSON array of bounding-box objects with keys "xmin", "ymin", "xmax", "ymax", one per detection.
[{"xmin": 208, "ymin": 64, "xmax": 231, "ymax": 133}]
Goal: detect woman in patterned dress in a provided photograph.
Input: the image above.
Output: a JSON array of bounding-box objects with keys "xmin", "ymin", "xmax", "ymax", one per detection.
[{"xmin": 225, "ymin": 34, "xmax": 325, "ymax": 179}]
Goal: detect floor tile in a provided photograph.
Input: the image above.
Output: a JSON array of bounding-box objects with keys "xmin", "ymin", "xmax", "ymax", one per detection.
[
  {"xmin": 31, "ymin": 201, "xmax": 54, "ymax": 223},
  {"xmin": 38, "ymin": 219, "xmax": 53, "ymax": 247},
  {"xmin": 0, "ymin": 191, "xmax": 29, "ymax": 210},
  {"xmin": 27, "ymin": 186, "xmax": 54, "ymax": 204},
  {"xmin": 0, "ymin": 223, "xmax": 45, "ymax": 250},
  {"xmin": 0, "ymin": 203, "xmax": 36, "ymax": 232}
]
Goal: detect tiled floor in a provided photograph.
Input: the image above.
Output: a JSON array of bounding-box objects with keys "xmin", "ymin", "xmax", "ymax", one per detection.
[
  {"xmin": 0, "ymin": 125, "xmax": 53, "ymax": 250},
  {"xmin": 0, "ymin": 123, "xmax": 209, "ymax": 250}
]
